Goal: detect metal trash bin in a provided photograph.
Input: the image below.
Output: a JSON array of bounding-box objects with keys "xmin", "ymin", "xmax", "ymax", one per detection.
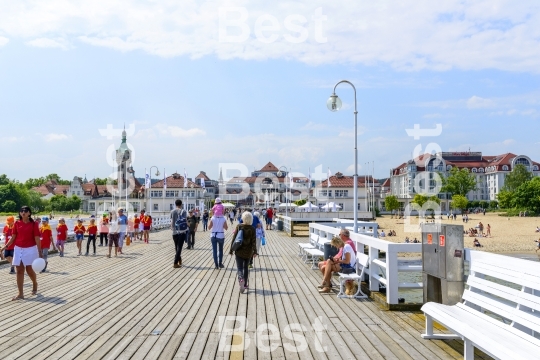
[
  {"xmin": 277, "ymin": 220, "xmax": 284, "ymax": 231},
  {"xmin": 324, "ymin": 243, "xmax": 339, "ymax": 260}
]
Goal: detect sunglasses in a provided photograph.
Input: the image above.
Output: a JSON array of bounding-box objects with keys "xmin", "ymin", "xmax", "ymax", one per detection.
[{"xmin": 20, "ymin": 209, "xmax": 30, "ymax": 213}]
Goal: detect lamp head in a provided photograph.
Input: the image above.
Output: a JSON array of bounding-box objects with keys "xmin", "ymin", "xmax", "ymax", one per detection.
[
  {"xmin": 277, "ymin": 171, "xmax": 283, "ymax": 177},
  {"xmin": 155, "ymin": 170, "xmax": 160, "ymax": 177},
  {"xmin": 327, "ymin": 93, "xmax": 342, "ymax": 112}
]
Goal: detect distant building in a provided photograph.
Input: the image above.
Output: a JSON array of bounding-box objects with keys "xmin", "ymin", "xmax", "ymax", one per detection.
[
  {"xmin": 316, "ymin": 172, "xmax": 380, "ymax": 212},
  {"xmin": 149, "ymin": 173, "xmax": 204, "ymax": 213},
  {"xmin": 223, "ymin": 161, "xmax": 309, "ymax": 207},
  {"xmin": 389, "ymin": 152, "xmax": 540, "ymax": 211}
]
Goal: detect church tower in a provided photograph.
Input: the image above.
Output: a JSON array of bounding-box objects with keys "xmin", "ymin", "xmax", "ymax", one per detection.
[{"xmin": 116, "ymin": 126, "xmax": 135, "ymax": 203}]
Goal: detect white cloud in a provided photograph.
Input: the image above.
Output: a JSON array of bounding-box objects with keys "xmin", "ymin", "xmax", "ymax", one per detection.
[
  {"xmin": 0, "ymin": 136, "xmax": 23, "ymax": 142},
  {"xmin": 44, "ymin": 133, "xmax": 70, "ymax": 142},
  {"xmin": 155, "ymin": 124, "xmax": 205, "ymax": 138},
  {"xmin": 301, "ymin": 122, "xmax": 327, "ymax": 131},
  {"xmin": 26, "ymin": 37, "xmax": 68, "ymax": 50},
  {"xmin": 466, "ymin": 95, "xmax": 495, "ymax": 109},
  {"xmin": 0, "ymin": 36, "xmax": 8, "ymax": 46},
  {"xmin": 502, "ymin": 139, "xmax": 515, "ymax": 146},
  {"xmin": 0, "ymin": 2, "xmax": 539, "ymax": 71}
]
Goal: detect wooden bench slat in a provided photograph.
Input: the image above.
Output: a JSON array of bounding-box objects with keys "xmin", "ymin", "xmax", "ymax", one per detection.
[
  {"xmin": 466, "ymin": 275, "xmax": 540, "ymax": 312},
  {"xmin": 422, "ymin": 302, "xmax": 539, "ymax": 360},
  {"xmin": 462, "ymin": 289, "xmax": 540, "ymax": 335}
]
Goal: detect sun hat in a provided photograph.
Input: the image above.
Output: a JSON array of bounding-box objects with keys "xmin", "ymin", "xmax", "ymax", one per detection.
[
  {"xmin": 42, "ymin": 216, "xmax": 49, "ymax": 222},
  {"xmin": 215, "ymin": 197, "xmax": 222, "ymax": 203},
  {"xmin": 6, "ymin": 216, "xmax": 14, "ymax": 223}
]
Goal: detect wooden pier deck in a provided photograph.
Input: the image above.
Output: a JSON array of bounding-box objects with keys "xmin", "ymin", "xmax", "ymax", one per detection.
[{"xmin": 0, "ymin": 226, "xmax": 491, "ymax": 359}]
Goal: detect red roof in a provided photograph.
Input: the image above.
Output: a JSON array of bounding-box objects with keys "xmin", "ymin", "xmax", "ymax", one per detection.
[
  {"xmin": 259, "ymin": 162, "xmax": 279, "ymax": 172},
  {"xmin": 195, "ymin": 171, "xmax": 211, "ymax": 180},
  {"xmin": 152, "ymin": 173, "xmax": 200, "ymax": 188},
  {"xmin": 320, "ymin": 173, "xmax": 378, "ymax": 188}
]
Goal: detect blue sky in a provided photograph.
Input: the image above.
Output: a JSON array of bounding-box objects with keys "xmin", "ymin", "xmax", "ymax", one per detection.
[{"xmin": 0, "ymin": 1, "xmax": 539, "ymax": 182}]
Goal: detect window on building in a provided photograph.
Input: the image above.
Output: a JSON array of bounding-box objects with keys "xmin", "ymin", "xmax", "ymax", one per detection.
[
  {"xmin": 153, "ymin": 204, "xmax": 158, "ymax": 211},
  {"xmin": 472, "ymin": 168, "xmax": 477, "ymax": 173},
  {"xmin": 338, "ymin": 203, "xmax": 344, "ymax": 209},
  {"xmin": 165, "ymin": 190, "xmax": 179, "ymax": 198},
  {"xmin": 77, "ymin": 191, "xmax": 80, "ymax": 195},
  {"xmin": 357, "ymin": 203, "xmax": 361, "ymax": 210},
  {"xmin": 515, "ymin": 158, "xmax": 530, "ymax": 167},
  {"xmin": 187, "ymin": 203, "xmax": 195, "ymax": 210},
  {"xmin": 170, "ymin": 204, "xmax": 174, "ymax": 210},
  {"xmin": 478, "ymin": 168, "xmax": 484, "ymax": 173},
  {"xmin": 335, "ymin": 190, "xmax": 348, "ymax": 197},
  {"xmin": 534, "ymin": 165, "xmax": 539, "ymax": 171},
  {"xmin": 181, "ymin": 190, "xmax": 195, "ymax": 197},
  {"xmin": 320, "ymin": 190, "xmax": 332, "ymax": 197},
  {"xmin": 502, "ymin": 165, "xmax": 509, "ymax": 171},
  {"xmin": 151, "ymin": 191, "xmax": 163, "ymax": 198},
  {"xmin": 90, "ymin": 203, "xmax": 95, "ymax": 211}
]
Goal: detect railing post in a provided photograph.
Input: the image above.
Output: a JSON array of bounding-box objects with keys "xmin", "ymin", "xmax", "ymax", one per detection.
[
  {"xmin": 386, "ymin": 249, "xmax": 399, "ymax": 304},
  {"xmin": 368, "ymin": 246, "xmax": 379, "ymax": 292}
]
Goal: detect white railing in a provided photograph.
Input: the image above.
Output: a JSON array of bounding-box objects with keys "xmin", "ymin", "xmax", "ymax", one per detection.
[
  {"xmin": 151, "ymin": 216, "xmax": 172, "ymax": 231},
  {"xmin": 309, "ymin": 223, "xmax": 422, "ymax": 305}
]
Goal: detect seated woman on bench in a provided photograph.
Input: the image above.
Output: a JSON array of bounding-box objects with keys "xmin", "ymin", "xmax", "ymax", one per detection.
[
  {"xmin": 318, "ymin": 236, "xmax": 356, "ymax": 294},
  {"xmin": 317, "ymin": 229, "xmax": 356, "ymax": 278}
]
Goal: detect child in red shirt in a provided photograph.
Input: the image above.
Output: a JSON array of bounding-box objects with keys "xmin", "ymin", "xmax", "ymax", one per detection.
[
  {"xmin": 74, "ymin": 219, "xmax": 86, "ymax": 256},
  {"xmin": 40, "ymin": 217, "xmax": 57, "ymax": 272},
  {"xmin": 56, "ymin": 218, "xmax": 68, "ymax": 257},
  {"xmin": 3, "ymin": 216, "xmax": 16, "ymax": 273},
  {"xmin": 86, "ymin": 218, "xmax": 98, "ymax": 256},
  {"xmin": 134, "ymin": 216, "xmax": 140, "ymax": 241}
]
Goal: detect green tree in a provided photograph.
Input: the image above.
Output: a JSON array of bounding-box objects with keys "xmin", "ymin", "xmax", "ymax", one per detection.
[
  {"xmin": 441, "ymin": 167, "xmax": 477, "ymax": 196},
  {"xmin": 294, "ymin": 199, "xmax": 307, "ymax": 206},
  {"xmin": 68, "ymin": 195, "xmax": 82, "ymax": 211},
  {"xmin": 503, "ymin": 164, "xmax": 533, "ymax": 192},
  {"xmin": 384, "ymin": 195, "xmax": 400, "ymax": 218},
  {"xmin": 46, "ymin": 173, "xmax": 70, "ymax": 185},
  {"xmin": 497, "ymin": 190, "xmax": 513, "ymax": 209},
  {"xmin": 1, "ymin": 200, "xmax": 17, "ymax": 212},
  {"xmin": 489, "ymin": 200, "xmax": 498, "ymax": 209},
  {"xmin": 0, "ymin": 183, "xmax": 25, "ymax": 211},
  {"xmin": 27, "ymin": 190, "xmax": 46, "ymax": 211},
  {"xmin": 24, "ymin": 177, "xmax": 46, "ymax": 189},
  {"xmin": 451, "ymin": 195, "xmax": 468, "ymax": 212},
  {"xmin": 0, "ymin": 174, "xmax": 10, "ymax": 185},
  {"xmin": 411, "ymin": 194, "xmax": 428, "ymax": 208},
  {"xmin": 512, "ymin": 177, "xmax": 540, "ymax": 214}
]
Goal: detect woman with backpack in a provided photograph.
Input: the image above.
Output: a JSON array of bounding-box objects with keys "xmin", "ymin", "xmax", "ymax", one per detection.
[{"xmin": 229, "ymin": 211, "xmax": 257, "ymax": 293}]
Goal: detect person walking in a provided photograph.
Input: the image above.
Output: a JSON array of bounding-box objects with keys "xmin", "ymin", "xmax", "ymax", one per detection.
[
  {"xmin": 249, "ymin": 212, "xmax": 264, "ymax": 269},
  {"xmin": 229, "ymin": 210, "xmax": 235, "ymax": 225},
  {"xmin": 141, "ymin": 211, "xmax": 152, "ymax": 243},
  {"xmin": 265, "ymin": 207, "xmax": 273, "ymax": 230},
  {"xmin": 107, "ymin": 212, "xmax": 119, "ymax": 258},
  {"xmin": 229, "ymin": 211, "xmax": 257, "ymax": 294},
  {"xmin": 171, "ymin": 199, "xmax": 188, "ymax": 268},
  {"xmin": 1, "ymin": 206, "xmax": 42, "ymax": 300},
  {"xmin": 209, "ymin": 212, "xmax": 228, "ymax": 269},
  {"xmin": 3, "ymin": 216, "xmax": 16, "ymax": 273},
  {"xmin": 56, "ymin": 217, "xmax": 68, "ymax": 257},
  {"xmin": 202, "ymin": 210, "xmax": 209, "ymax": 231},
  {"xmin": 86, "ymin": 217, "xmax": 98, "ymax": 256},
  {"xmin": 186, "ymin": 210, "xmax": 198, "ymax": 249},
  {"xmin": 99, "ymin": 214, "xmax": 109, "ymax": 246},
  {"xmin": 39, "ymin": 216, "xmax": 57, "ymax": 272},
  {"xmin": 117, "ymin": 208, "xmax": 128, "ymax": 255}
]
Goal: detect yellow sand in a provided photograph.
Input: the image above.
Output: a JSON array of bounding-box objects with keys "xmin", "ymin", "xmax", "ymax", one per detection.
[{"xmin": 376, "ymin": 212, "xmax": 540, "ymax": 254}]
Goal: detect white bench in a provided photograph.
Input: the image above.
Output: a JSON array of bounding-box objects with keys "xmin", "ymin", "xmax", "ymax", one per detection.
[
  {"xmin": 298, "ymin": 233, "xmax": 317, "ymax": 256},
  {"xmin": 303, "ymin": 236, "xmax": 326, "ymax": 269},
  {"xmin": 337, "ymin": 252, "xmax": 369, "ymax": 299},
  {"xmin": 421, "ymin": 253, "xmax": 540, "ymax": 360}
]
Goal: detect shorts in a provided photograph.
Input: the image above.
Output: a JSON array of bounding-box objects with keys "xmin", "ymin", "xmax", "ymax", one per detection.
[
  {"xmin": 42, "ymin": 248, "xmax": 49, "ymax": 261},
  {"xmin": 12, "ymin": 245, "xmax": 39, "ymax": 267},
  {"xmin": 76, "ymin": 234, "xmax": 84, "ymax": 241},
  {"xmin": 109, "ymin": 233, "xmax": 119, "ymax": 248},
  {"xmin": 56, "ymin": 240, "xmax": 66, "ymax": 247},
  {"xmin": 266, "ymin": 218, "xmax": 272, "ymax": 225},
  {"xmin": 4, "ymin": 249, "xmax": 14, "ymax": 258},
  {"xmin": 340, "ymin": 263, "xmax": 355, "ymax": 274},
  {"xmin": 118, "ymin": 233, "xmax": 125, "ymax": 248},
  {"xmin": 139, "ymin": 224, "xmax": 144, "ymax": 231},
  {"xmin": 143, "ymin": 226, "xmax": 150, "ymax": 231}
]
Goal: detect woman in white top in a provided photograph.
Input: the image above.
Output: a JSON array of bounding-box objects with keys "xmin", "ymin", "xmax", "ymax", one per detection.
[
  {"xmin": 209, "ymin": 215, "xmax": 229, "ymax": 269},
  {"xmin": 318, "ymin": 236, "xmax": 356, "ymax": 293}
]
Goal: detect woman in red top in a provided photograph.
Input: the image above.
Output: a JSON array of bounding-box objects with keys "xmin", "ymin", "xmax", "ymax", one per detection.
[
  {"xmin": 1, "ymin": 206, "xmax": 42, "ymax": 300},
  {"xmin": 56, "ymin": 218, "xmax": 68, "ymax": 257},
  {"xmin": 142, "ymin": 214, "xmax": 152, "ymax": 243},
  {"xmin": 86, "ymin": 218, "xmax": 98, "ymax": 256}
]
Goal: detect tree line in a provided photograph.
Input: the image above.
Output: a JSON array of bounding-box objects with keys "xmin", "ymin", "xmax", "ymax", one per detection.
[{"xmin": 0, "ymin": 174, "xmax": 81, "ymax": 213}]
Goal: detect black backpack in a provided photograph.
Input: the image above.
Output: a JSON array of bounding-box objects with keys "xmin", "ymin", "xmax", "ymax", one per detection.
[{"xmin": 174, "ymin": 209, "xmax": 188, "ymax": 232}]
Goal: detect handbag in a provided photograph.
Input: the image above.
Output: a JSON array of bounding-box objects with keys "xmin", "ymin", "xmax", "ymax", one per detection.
[
  {"xmin": 231, "ymin": 229, "xmax": 244, "ymax": 251},
  {"xmin": 261, "ymin": 236, "xmax": 266, "ymax": 246}
]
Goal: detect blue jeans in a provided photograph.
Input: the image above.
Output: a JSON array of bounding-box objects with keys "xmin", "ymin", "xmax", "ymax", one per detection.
[
  {"xmin": 203, "ymin": 220, "xmax": 208, "ymax": 231},
  {"xmin": 211, "ymin": 237, "xmax": 224, "ymax": 267}
]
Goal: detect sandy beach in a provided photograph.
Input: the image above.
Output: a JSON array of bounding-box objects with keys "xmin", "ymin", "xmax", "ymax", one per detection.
[{"xmin": 376, "ymin": 212, "xmax": 540, "ymax": 255}]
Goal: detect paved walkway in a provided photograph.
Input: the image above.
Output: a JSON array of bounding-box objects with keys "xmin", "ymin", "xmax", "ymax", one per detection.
[{"xmin": 0, "ymin": 225, "xmax": 490, "ymax": 359}]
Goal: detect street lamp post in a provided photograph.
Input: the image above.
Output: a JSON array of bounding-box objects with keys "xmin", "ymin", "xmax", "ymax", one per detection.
[
  {"xmin": 327, "ymin": 80, "xmax": 359, "ymax": 233},
  {"xmin": 148, "ymin": 166, "xmax": 160, "ymax": 216},
  {"xmin": 277, "ymin": 166, "xmax": 289, "ymax": 217}
]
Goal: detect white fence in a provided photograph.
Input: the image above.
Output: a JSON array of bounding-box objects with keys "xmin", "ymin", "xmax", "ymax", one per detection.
[{"xmin": 309, "ymin": 223, "xmax": 422, "ymax": 305}]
